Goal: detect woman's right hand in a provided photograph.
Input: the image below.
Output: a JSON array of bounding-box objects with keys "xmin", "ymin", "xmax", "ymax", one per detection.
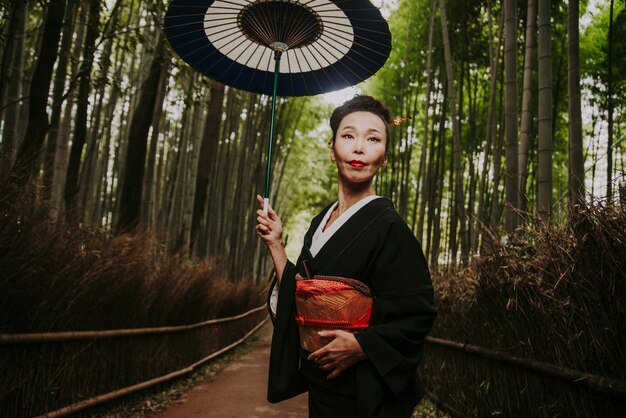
[{"xmin": 255, "ymin": 194, "xmax": 283, "ymax": 248}]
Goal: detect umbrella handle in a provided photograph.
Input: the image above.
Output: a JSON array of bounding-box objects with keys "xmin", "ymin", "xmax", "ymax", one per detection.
[{"xmin": 263, "ymin": 197, "xmax": 270, "ymax": 215}]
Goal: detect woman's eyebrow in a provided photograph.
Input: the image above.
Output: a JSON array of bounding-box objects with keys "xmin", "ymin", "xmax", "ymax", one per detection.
[{"xmin": 340, "ymin": 126, "xmax": 382, "ymax": 133}]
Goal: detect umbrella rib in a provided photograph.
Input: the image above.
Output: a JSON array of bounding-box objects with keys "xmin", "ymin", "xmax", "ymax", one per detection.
[
  {"xmin": 196, "ymin": 5, "xmax": 242, "ymax": 11},
  {"xmin": 252, "ymin": 2, "xmax": 275, "ymax": 46},
  {"xmin": 272, "ymin": 2, "xmax": 281, "ymax": 43},
  {"xmin": 305, "ymin": 41, "xmax": 334, "ymax": 70},
  {"xmin": 169, "ymin": 31, "xmax": 220, "ymax": 50},
  {"xmin": 291, "ymin": 48, "xmax": 304, "ymax": 74},
  {"xmin": 167, "ymin": 26, "xmax": 214, "ymax": 41},
  {"xmin": 232, "ymin": 41, "xmax": 264, "ymax": 88},
  {"xmin": 285, "ymin": 15, "xmax": 320, "ymax": 47},
  {"xmin": 317, "ymin": 15, "xmax": 386, "ymax": 23},
  {"xmin": 280, "ymin": 9, "xmax": 306, "ymax": 46},
  {"xmin": 260, "ymin": 48, "xmax": 273, "ymax": 95},
  {"xmin": 284, "ymin": 24, "xmax": 311, "ymax": 47},
  {"xmin": 181, "ymin": 43, "xmax": 222, "ymax": 68},
  {"xmin": 165, "ymin": 18, "xmax": 235, "ymax": 31},
  {"xmin": 245, "ymin": 11, "xmax": 275, "ymax": 46},
  {"xmin": 297, "ymin": 47, "xmax": 323, "ymax": 92},
  {"xmin": 206, "ymin": 37, "xmax": 256, "ymax": 84},
  {"xmin": 286, "ymin": 51, "xmax": 295, "ymax": 94},
  {"xmin": 165, "ymin": 12, "xmax": 234, "ymax": 19},
  {"xmin": 327, "ymin": 23, "xmax": 391, "ymax": 37},
  {"xmin": 210, "ymin": 0, "xmax": 254, "ymax": 8},
  {"xmin": 259, "ymin": 1, "xmax": 276, "ymax": 44},
  {"xmin": 299, "ymin": 45, "xmax": 328, "ymax": 93},
  {"xmin": 323, "ymin": 26, "xmax": 390, "ymax": 55},
  {"xmin": 293, "ymin": 49, "xmax": 311, "ymax": 94},
  {"xmin": 314, "ymin": 35, "xmax": 376, "ymax": 79},
  {"xmin": 203, "ymin": 20, "xmax": 239, "ymax": 32},
  {"xmin": 214, "ymin": 33, "xmax": 253, "ymax": 64},
  {"xmin": 307, "ymin": 45, "xmax": 344, "ymax": 91},
  {"xmin": 311, "ymin": 39, "xmax": 356, "ymax": 84},
  {"xmin": 317, "ymin": 30, "xmax": 353, "ymax": 53},
  {"xmin": 205, "ymin": 26, "xmax": 242, "ymax": 46},
  {"xmin": 243, "ymin": 5, "xmax": 274, "ymax": 46},
  {"xmin": 318, "ymin": 33, "xmax": 384, "ymax": 69}
]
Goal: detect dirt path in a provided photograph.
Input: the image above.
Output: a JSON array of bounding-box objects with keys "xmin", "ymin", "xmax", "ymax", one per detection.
[{"xmin": 158, "ymin": 323, "xmax": 308, "ymax": 417}]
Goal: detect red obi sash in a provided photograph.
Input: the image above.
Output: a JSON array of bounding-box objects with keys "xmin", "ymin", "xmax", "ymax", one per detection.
[{"xmin": 294, "ymin": 274, "xmax": 373, "ymax": 352}]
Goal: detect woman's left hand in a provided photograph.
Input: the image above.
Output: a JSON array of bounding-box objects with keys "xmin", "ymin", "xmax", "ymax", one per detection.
[{"xmin": 307, "ymin": 330, "xmax": 367, "ymax": 379}]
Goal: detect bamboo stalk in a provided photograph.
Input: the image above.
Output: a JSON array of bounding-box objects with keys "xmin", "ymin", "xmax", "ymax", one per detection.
[
  {"xmin": 0, "ymin": 305, "xmax": 266, "ymax": 345},
  {"xmin": 36, "ymin": 317, "xmax": 269, "ymax": 418},
  {"xmin": 425, "ymin": 336, "xmax": 626, "ymax": 399}
]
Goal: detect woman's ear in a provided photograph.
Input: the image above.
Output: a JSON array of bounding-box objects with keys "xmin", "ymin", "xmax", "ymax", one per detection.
[{"xmin": 381, "ymin": 154, "xmax": 388, "ymax": 168}]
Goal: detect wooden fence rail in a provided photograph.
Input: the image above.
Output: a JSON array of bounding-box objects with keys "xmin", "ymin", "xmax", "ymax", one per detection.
[
  {"xmin": 423, "ymin": 335, "xmax": 626, "ymax": 417},
  {"xmin": 0, "ymin": 306, "xmax": 269, "ymax": 417},
  {"xmin": 425, "ymin": 336, "xmax": 626, "ymax": 399}
]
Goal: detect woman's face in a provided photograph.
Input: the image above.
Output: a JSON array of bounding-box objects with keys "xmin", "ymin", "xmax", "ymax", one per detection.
[{"xmin": 331, "ymin": 111, "xmax": 388, "ymax": 185}]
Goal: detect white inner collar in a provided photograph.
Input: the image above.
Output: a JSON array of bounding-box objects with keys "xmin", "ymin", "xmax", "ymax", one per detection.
[{"xmin": 309, "ymin": 195, "xmax": 381, "ymax": 257}]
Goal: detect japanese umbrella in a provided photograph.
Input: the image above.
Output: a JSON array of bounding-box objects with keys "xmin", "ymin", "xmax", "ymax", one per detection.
[{"xmin": 164, "ymin": 0, "xmax": 391, "ymax": 213}]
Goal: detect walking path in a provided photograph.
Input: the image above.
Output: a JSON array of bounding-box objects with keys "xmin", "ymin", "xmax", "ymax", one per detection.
[{"xmin": 158, "ymin": 323, "xmax": 308, "ymax": 417}]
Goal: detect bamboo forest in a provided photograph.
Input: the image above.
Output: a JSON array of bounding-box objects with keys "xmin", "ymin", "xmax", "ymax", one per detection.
[{"xmin": 0, "ymin": 0, "xmax": 624, "ymax": 416}]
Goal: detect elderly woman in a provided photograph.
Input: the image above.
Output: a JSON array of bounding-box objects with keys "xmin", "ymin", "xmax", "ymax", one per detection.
[{"xmin": 255, "ymin": 95, "xmax": 436, "ymax": 418}]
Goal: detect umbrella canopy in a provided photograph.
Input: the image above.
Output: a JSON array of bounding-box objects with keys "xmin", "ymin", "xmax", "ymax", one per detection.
[
  {"xmin": 164, "ymin": 0, "xmax": 391, "ymax": 96},
  {"xmin": 164, "ymin": 0, "xmax": 391, "ymax": 212}
]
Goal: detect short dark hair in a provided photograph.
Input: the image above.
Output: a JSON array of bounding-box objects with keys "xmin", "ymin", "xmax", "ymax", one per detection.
[{"xmin": 329, "ymin": 95, "xmax": 391, "ymax": 152}]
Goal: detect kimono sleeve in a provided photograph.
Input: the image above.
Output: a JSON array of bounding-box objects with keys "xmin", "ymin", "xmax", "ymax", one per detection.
[
  {"xmin": 266, "ymin": 260, "xmax": 307, "ymax": 402},
  {"xmin": 354, "ymin": 220, "xmax": 437, "ymax": 397}
]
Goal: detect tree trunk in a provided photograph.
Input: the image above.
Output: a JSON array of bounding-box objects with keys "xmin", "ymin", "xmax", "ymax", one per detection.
[
  {"xmin": 0, "ymin": 0, "xmax": 27, "ymax": 168},
  {"xmin": 606, "ymin": 0, "xmax": 615, "ymax": 200},
  {"xmin": 474, "ymin": 4, "xmax": 503, "ymax": 251},
  {"xmin": 490, "ymin": 79, "xmax": 506, "ymax": 229},
  {"xmin": 181, "ymin": 91, "xmax": 205, "ymax": 253},
  {"xmin": 42, "ymin": 1, "xmax": 77, "ymax": 201},
  {"xmin": 116, "ymin": 34, "xmax": 166, "ymax": 234},
  {"xmin": 518, "ymin": 0, "xmax": 536, "ymax": 214},
  {"xmin": 438, "ymin": 0, "xmax": 468, "ymax": 262},
  {"xmin": 141, "ymin": 65, "xmax": 169, "ymax": 228},
  {"xmin": 64, "ymin": 0, "xmax": 101, "ymax": 222},
  {"xmin": 190, "ymin": 82, "xmax": 225, "ymax": 249},
  {"xmin": 11, "ymin": 0, "xmax": 66, "ymax": 182},
  {"xmin": 79, "ymin": 4, "xmax": 121, "ymax": 226},
  {"xmin": 568, "ymin": 0, "xmax": 585, "ymax": 208},
  {"xmin": 537, "ymin": 0, "xmax": 553, "ymax": 221},
  {"xmin": 504, "ymin": 0, "xmax": 520, "ymax": 232}
]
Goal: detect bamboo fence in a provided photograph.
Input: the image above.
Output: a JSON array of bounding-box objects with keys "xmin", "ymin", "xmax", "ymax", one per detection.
[
  {"xmin": 420, "ymin": 203, "xmax": 626, "ymax": 417},
  {"xmin": 421, "ymin": 336, "xmax": 626, "ymax": 417},
  {"xmin": 0, "ymin": 306, "xmax": 268, "ymax": 417}
]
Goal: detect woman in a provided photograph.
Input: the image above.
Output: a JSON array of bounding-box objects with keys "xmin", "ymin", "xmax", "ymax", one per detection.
[{"xmin": 255, "ymin": 95, "xmax": 437, "ymax": 418}]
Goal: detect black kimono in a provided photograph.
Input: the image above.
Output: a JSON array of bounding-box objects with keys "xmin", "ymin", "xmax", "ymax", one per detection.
[{"xmin": 267, "ymin": 197, "xmax": 437, "ymax": 418}]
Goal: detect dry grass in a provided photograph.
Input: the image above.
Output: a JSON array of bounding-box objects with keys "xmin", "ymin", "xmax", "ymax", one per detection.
[
  {"xmin": 0, "ymin": 181, "xmax": 267, "ymax": 416},
  {"xmin": 0, "ymin": 182, "xmax": 265, "ymax": 333},
  {"xmin": 422, "ymin": 202, "xmax": 626, "ymax": 417}
]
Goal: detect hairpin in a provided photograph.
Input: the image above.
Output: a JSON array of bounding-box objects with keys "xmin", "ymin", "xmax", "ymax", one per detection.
[{"xmin": 390, "ymin": 116, "xmax": 412, "ymax": 125}]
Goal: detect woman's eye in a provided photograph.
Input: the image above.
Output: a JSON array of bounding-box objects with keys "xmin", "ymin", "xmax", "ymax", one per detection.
[
  {"xmin": 368, "ymin": 137, "xmax": 380, "ymax": 142},
  {"xmin": 343, "ymin": 134, "xmax": 354, "ymax": 139}
]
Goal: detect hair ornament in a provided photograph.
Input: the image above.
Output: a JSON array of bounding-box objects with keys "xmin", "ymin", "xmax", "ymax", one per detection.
[{"xmin": 390, "ymin": 116, "xmax": 412, "ymax": 125}]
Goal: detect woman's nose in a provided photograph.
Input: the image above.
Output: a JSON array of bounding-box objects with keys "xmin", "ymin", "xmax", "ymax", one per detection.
[{"xmin": 352, "ymin": 138, "xmax": 365, "ymax": 153}]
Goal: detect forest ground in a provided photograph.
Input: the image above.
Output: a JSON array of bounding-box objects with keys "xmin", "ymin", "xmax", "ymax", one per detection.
[{"xmin": 100, "ymin": 323, "xmax": 447, "ymax": 417}]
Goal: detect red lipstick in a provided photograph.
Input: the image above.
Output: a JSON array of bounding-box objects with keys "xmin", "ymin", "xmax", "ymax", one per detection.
[{"xmin": 349, "ymin": 160, "xmax": 365, "ymax": 168}]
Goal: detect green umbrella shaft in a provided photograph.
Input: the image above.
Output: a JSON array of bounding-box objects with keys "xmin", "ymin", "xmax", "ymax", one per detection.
[{"xmin": 263, "ymin": 51, "xmax": 281, "ymax": 213}]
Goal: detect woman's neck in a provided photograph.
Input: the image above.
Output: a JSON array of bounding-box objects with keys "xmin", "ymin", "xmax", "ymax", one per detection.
[{"xmin": 335, "ymin": 178, "xmax": 375, "ymax": 215}]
